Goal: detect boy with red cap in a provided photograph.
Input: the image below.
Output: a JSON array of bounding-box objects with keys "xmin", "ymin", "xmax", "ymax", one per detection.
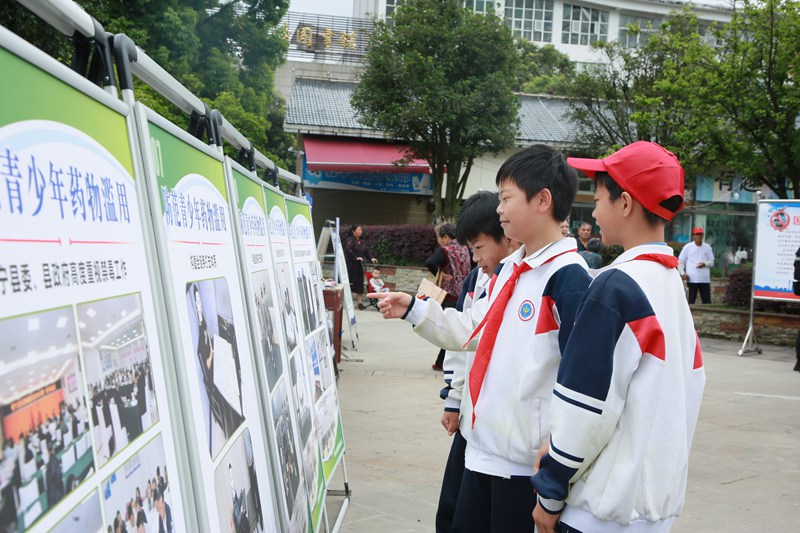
[
  {"xmin": 678, "ymin": 227, "xmax": 715, "ymax": 303},
  {"xmin": 532, "ymin": 141, "xmax": 707, "ymax": 533}
]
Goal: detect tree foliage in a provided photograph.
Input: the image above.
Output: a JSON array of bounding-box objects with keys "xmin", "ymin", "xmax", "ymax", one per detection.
[
  {"xmin": 514, "ymin": 40, "xmax": 575, "ymax": 95},
  {"xmin": 0, "ymin": 0, "xmax": 295, "ymax": 170},
  {"xmin": 567, "ymin": 1, "xmax": 800, "ymax": 198},
  {"xmin": 566, "ymin": 9, "xmax": 715, "ymax": 180},
  {"xmin": 689, "ymin": 0, "xmax": 800, "ymax": 198},
  {"xmin": 351, "ymin": 0, "xmax": 520, "ymax": 219}
]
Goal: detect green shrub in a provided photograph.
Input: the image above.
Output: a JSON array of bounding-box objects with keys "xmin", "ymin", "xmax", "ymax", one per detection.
[{"xmin": 342, "ymin": 225, "xmax": 438, "ymax": 266}]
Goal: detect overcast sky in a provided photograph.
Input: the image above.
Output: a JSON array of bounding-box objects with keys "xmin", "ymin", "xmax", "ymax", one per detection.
[{"xmin": 289, "ymin": 0, "xmax": 353, "ymax": 16}]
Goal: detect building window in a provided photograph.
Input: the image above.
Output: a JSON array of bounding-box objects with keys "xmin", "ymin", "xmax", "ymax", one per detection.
[
  {"xmin": 504, "ymin": 0, "xmax": 554, "ymax": 43},
  {"xmin": 385, "ymin": 0, "xmax": 405, "ymax": 26},
  {"xmin": 467, "ymin": 0, "xmax": 496, "ymax": 15},
  {"xmin": 618, "ymin": 15, "xmax": 660, "ymax": 48},
  {"xmin": 561, "ymin": 4, "xmax": 608, "ymax": 46}
]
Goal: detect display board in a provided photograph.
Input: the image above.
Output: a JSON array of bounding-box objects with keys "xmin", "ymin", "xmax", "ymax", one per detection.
[
  {"xmin": 228, "ymin": 161, "xmax": 312, "ymax": 532},
  {"xmin": 330, "ymin": 228, "xmax": 359, "ymax": 350},
  {"xmin": 133, "ymin": 104, "xmax": 279, "ymax": 532},
  {"xmin": 265, "ymin": 188, "xmax": 327, "ymax": 532},
  {"xmin": 0, "ymin": 27, "xmax": 187, "ymax": 533},
  {"xmin": 752, "ymin": 200, "xmax": 800, "ymax": 301},
  {"xmin": 285, "ymin": 198, "xmax": 346, "ymax": 485}
]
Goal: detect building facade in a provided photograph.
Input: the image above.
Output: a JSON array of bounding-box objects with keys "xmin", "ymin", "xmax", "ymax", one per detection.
[{"xmin": 280, "ymin": 1, "xmax": 760, "ymax": 271}]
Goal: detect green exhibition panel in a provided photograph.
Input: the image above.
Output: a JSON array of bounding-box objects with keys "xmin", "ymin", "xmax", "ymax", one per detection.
[
  {"xmin": 227, "ymin": 161, "xmax": 313, "ymax": 533},
  {"xmin": 132, "ymin": 103, "xmax": 280, "ymax": 533},
  {"xmin": 283, "ymin": 198, "xmax": 346, "ymax": 485},
  {"xmin": 0, "ymin": 26, "xmax": 188, "ymax": 533},
  {"xmin": 264, "ymin": 187, "xmax": 327, "ymax": 532}
]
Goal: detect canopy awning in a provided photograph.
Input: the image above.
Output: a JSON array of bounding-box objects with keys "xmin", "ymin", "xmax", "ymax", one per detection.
[{"xmin": 304, "ymin": 137, "xmax": 431, "ymax": 174}]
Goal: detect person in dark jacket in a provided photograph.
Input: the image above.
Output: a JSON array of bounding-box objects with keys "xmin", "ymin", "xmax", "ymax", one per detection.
[{"xmin": 343, "ymin": 225, "xmax": 377, "ymax": 310}]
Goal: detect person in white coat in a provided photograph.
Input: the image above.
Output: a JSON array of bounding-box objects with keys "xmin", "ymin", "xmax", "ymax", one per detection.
[{"xmin": 678, "ymin": 227, "xmax": 715, "ymax": 303}]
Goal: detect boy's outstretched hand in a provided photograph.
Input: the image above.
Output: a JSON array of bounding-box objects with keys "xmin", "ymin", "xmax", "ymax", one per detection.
[{"xmin": 366, "ymin": 291, "xmax": 412, "ymax": 319}]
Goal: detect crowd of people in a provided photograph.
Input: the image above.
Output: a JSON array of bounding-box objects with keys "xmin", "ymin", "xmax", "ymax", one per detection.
[
  {"xmin": 0, "ymin": 397, "xmax": 91, "ymax": 528},
  {"xmin": 369, "ymin": 141, "xmax": 707, "ymax": 532},
  {"xmin": 109, "ymin": 465, "xmax": 171, "ymax": 533},
  {"xmin": 89, "ymin": 360, "xmax": 155, "ymax": 462}
]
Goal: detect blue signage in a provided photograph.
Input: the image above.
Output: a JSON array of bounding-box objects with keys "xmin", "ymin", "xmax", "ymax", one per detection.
[{"xmin": 302, "ymin": 155, "xmax": 432, "ymax": 195}]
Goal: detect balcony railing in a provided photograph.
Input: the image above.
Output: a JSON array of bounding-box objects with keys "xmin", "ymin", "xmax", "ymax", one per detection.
[{"xmin": 281, "ymin": 12, "xmax": 374, "ymax": 64}]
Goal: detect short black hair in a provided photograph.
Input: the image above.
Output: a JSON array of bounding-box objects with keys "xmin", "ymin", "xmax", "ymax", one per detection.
[
  {"xmin": 586, "ymin": 237, "xmax": 602, "ymax": 253},
  {"xmin": 495, "ymin": 144, "xmax": 578, "ymax": 222},
  {"xmin": 595, "ymin": 172, "xmax": 666, "ymax": 226},
  {"xmin": 456, "ymin": 191, "xmax": 504, "ymax": 243},
  {"xmin": 435, "ymin": 221, "xmax": 457, "ymax": 240}
]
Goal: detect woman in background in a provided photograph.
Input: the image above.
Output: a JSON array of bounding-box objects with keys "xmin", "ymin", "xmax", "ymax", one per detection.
[{"xmin": 343, "ymin": 225, "xmax": 377, "ymax": 310}]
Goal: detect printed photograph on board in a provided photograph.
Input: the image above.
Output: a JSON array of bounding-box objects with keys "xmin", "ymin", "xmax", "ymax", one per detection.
[
  {"xmin": 288, "ymin": 354, "xmax": 312, "ymax": 446},
  {"xmin": 270, "ymin": 382, "xmax": 302, "ymax": 529},
  {"xmin": 214, "ymin": 428, "xmax": 265, "ymax": 533},
  {"xmin": 275, "ymin": 263, "xmax": 300, "ymax": 354},
  {"xmin": 186, "ymin": 278, "xmax": 245, "ymax": 458},
  {"xmin": 78, "ymin": 293, "xmax": 159, "ymax": 468},
  {"xmin": 50, "ymin": 490, "xmax": 103, "ymax": 533},
  {"xmin": 0, "ymin": 307, "xmax": 94, "ymax": 532},
  {"xmin": 301, "ymin": 429, "xmax": 320, "ymax": 511},
  {"xmin": 251, "ymin": 270, "xmax": 282, "ymax": 392},
  {"xmin": 295, "ymin": 263, "xmax": 323, "ymax": 337},
  {"xmin": 101, "ymin": 434, "xmax": 174, "ymax": 533}
]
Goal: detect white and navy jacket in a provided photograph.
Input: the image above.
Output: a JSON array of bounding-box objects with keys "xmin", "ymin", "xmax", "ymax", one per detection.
[
  {"xmin": 440, "ymin": 267, "xmax": 490, "ymax": 412},
  {"xmin": 532, "ymin": 244, "xmax": 706, "ymax": 532},
  {"xmin": 405, "ymin": 238, "xmax": 591, "ymax": 478}
]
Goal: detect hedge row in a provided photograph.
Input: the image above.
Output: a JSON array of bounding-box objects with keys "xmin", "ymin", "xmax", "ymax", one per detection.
[{"xmin": 342, "ymin": 224, "xmax": 438, "ymax": 266}]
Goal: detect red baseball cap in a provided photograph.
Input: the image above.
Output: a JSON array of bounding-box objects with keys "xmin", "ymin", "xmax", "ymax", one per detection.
[
  {"xmin": 692, "ymin": 227, "xmax": 704, "ymax": 235},
  {"xmin": 567, "ymin": 141, "xmax": 685, "ymax": 222}
]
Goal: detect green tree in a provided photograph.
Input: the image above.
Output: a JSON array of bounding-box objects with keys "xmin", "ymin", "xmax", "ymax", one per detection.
[
  {"xmin": 0, "ymin": 0, "xmax": 295, "ymax": 170},
  {"xmin": 514, "ymin": 40, "xmax": 574, "ymax": 95},
  {"xmin": 565, "ymin": 9, "xmax": 715, "ymax": 180},
  {"xmin": 351, "ymin": 0, "xmax": 520, "ymax": 219},
  {"xmin": 687, "ymin": 0, "xmax": 800, "ymax": 198}
]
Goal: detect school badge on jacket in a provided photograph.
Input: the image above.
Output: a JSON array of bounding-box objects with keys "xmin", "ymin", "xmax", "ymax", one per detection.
[{"xmin": 518, "ymin": 300, "xmax": 534, "ymax": 321}]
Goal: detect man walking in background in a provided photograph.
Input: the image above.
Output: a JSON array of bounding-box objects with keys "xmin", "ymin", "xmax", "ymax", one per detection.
[{"xmin": 679, "ymin": 227, "xmax": 715, "ymax": 303}]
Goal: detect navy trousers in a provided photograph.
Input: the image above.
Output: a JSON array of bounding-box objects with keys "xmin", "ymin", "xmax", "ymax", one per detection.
[
  {"xmin": 435, "ymin": 430, "xmax": 467, "ymax": 533},
  {"xmin": 450, "ymin": 467, "xmax": 536, "ymax": 533}
]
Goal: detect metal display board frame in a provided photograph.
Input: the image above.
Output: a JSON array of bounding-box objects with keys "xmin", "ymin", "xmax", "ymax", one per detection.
[
  {"xmin": 739, "ymin": 199, "xmax": 800, "ymax": 356},
  {"xmin": 129, "ymin": 101, "xmax": 282, "ymax": 533},
  {"xmin": 283, "ymin": 196, "xmax": 348, "ymax": 491},
  {"xmin": 0, "ymin": 22, "xmax": 193, "ymax": 533},
  {"xmin": 223, "ymin": 155, "xmax": 313, "ymax": 532}
]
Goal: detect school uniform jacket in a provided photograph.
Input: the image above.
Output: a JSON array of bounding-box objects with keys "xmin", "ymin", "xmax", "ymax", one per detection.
[
  {"xmin": 405, "ymin": 238, "xmax": 591, "ymax": 478},
  {"xmin": 532, "ymin": 244, "xmax": 707, "ymax": 532},
  {"xmin": 440, "ymin": 267, "xmax": 489, "ymax": 412}
]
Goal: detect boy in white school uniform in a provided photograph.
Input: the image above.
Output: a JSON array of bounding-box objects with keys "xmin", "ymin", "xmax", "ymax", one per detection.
[
  {"xmin": 371, "ymin": 145, "xmax": 591, "ymax": 532},
  {"xmin": 532, "ymin": 141, "xmax": 707, "ymax": 533},
  {"xmin": 435, "ymin": 191, "xmax": 519, "ymax": 532}
]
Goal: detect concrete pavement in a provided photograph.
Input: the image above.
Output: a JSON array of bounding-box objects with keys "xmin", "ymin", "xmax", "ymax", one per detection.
[{"xmin": 327, "ymin": 308, "xmax": 800, "ymax": 532}]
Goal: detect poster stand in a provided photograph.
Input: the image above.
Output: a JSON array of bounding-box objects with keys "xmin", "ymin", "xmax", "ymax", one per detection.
[{"xmin": 739, "ymin": 197, "xmax": 800, "ymax": 356}]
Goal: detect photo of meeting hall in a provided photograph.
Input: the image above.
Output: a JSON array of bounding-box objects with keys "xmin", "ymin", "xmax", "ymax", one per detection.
[
  {"xmin": 0, "ymin": 307, "xmax": 94, "ymax": 531},
  {"xmin": 78, "ymin": 293, "xmax": 160, "ymax": 468}
]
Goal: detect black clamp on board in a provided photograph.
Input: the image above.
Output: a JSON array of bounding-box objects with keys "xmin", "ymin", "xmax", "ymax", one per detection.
[
  {"xmin": 71, "ymin": 17, "xmax": 116, "ymax": 89},
  {"xmin": 237, "ymin": 140, "xmax": 256, "ymax": 172},
  {"xmin": 111, "ymin": 33, "xmax": 137, "ymax": 92},
  {"xmin": 188, "ymin": 102, "xmax": 218, "ymax": 146},
  {"xmin": 263, "ymin": 166, "xmax": 279, "ymax": 187}
]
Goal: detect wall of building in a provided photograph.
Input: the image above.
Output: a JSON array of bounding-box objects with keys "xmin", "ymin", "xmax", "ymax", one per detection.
[{"xmin": 307, "ymin": 188, "xmax": 431, "ymax": 236}]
